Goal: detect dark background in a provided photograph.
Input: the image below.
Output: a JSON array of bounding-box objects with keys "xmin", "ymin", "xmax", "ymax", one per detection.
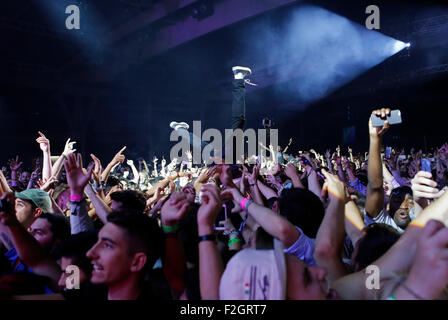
[{"xmin": 0, "ymin": 0, "xmax": 447, "ymax": 169}]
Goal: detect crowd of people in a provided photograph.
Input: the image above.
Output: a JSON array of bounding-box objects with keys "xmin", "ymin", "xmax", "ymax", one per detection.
[{"xmin": 0, "ymin": 67, "xmax": 448, "ymax": 300}]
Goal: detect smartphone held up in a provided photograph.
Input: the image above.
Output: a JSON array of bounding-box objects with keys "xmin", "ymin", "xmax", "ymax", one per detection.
[{"xmin": 371, "ymin": 109, "xmax": 402, "ymax": 127}]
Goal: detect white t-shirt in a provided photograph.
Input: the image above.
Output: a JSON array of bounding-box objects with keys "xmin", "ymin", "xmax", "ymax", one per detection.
[
  {"xmin": 284, "ymin": 226, "xmax": 317, "ymax": 266},
  {"xmin": 363, "ymin": 209, "xmax": 405, "ymax": 234}
]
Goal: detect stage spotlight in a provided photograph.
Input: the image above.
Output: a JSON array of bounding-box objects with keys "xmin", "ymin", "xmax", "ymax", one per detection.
[
  {"xmin": 405, "ymin": 42, "xmax": 411, "ymax": 48},
  {"xmin": 392, "ymin": 41, "xmax": 407, "ymax": 54}
]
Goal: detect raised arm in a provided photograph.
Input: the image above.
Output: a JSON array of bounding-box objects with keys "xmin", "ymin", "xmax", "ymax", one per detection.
[
  {"xmin": 197, "ymin": 184, "xmax": 224, "ymax": 300},
  {"xmin": 301, "ymin": 154, "xmax": 323, "ymax": 200},
  {"xmin": 51, "ymin": 138, "xmax": 77, "ymax": 179},
  {"xmin": 126, "ymin": 160, "xmax": 140, "ymax": 184},
  {"xmin": 344, "ymin": 196, "xmax": 366, "ymax": 247},
  {"xmin": 256, "ymin": 179, "xmax": 278, "ymax": 199},
  {"xmin": 284, "ymin": 163, "xmax": 305, "ymax": 189},
  {"xmin": 325, "ymin": 149, "xmax": 335, "ymax": 174},
  {"xmin": 333, "ymin": 154, "xmax": 346, "ymax": 184},
  {"xmin": 342, "ymin": 157, "xmax": 357, "ymax": 185},
  {"xmin": 365, "ymin": 108, "xmax": 390, "ymax": 218},
  {"xmin": 283, "ymin": 138, "xmax": 293, "ymax": 153},
  {"xmin": 152, "ymin": 156, "xmax": 159, "ymax": 177},
  {"xmin": 8, "ymin": 156, "xmax": 23, "ymax": 188},
  {"xmin": 160, "ymin": 192, "xmax": 191, "ymax": 298},
  {"xmin": 84, "ymin": 184, "xmax": 112, "ymax": 224},
  {"xmin": 36, "ymin": 132, "xmax": 52, "ymax": 181},
  {"xmin": 101, "ymin": 146, "xmax": 126, "ymax": 183},
  {"xmin": 314, "ymin": 170, "xmax": 349, "ymax": 284},
  {"xmin": 64, "ymin": 153, "xmax": 94, "ymax": 234},
  {"xmin": 0, "ymin": 170, "xmax": 12, "ymax": 194},
  {"xmin": 26, "ymin": 169, "xmax": 40, "ymax": 190},
  {"xmin": 246, "ymin": 164, "xmax": 264, "ymax": 205},
  {"xmin": 221, "ymin": 187, "xmax": 300, "ymax": 248}
]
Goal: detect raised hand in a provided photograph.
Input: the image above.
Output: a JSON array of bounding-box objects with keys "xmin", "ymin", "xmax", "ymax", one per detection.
[
  {"xmin": 369, "ymin": 108, "xmax": 390, "ymax": 139},
  {"xmin": 38, "ymin": 176, "xmax": 59, "ymax": 192},
  {"xmin": 36, "ymin": 131, "xmax": 50, "ymax": 153},
  {"xmin": 123, "ymin": 171, "xmax": 129, "ymax": 179},
  {"xmin": 30, "ymin": 169, "xmax": 40, "ymax": 182},
  {"xmin": 197, "ymin": 184, "xmax": 223, "ymax": 227},
  {"xmin": 321, "ymin": 169, "xmax": 347, "ymax": 202},
  {"xmin": 126, "ymin": 159, "xmax": 134, "ymax": 166},
  {"xmin": 8, "ymin": 156, "xmax": 23, "ymax": 171},
  {"xmin": 63, "ymin": 138, "xmax": 77, "ymax": 157},
  {"xmin": 153, "ymin": 156, "xmax": 158, "ymax": 163},
  {"xmin": 220, "ymin": 187, "xmax": 244, "ymax": 214},
  {"xmin": 248, "ymin": 164, "xmax": 260, "ymax": 185},
  {"xmin": 284, "ymin": 163, "xmax": 299, "ymax": 180},
  {"xmin": 90, "ymin": 154, "xmax": 102, "ymax": 176},
  {"xmin": 411, "ymin": 171, "xmax": 440, "ymax": 205},
  {"xmin": 265, "ymin": 174, "xmax": 282, "ymax": 191},
  {"xmin": 111, "ymin": 146, "xmax": 126, "ymax": 166},
  {"xmin": 64, "ymin": 153, "xmax": 93, "ymax": 195},
  {"xmin": 160, "ymin": 191, "xmax": 190, "ymax": 226},
  {"xmin": 325, "ymin": 149, "xmax": 331, "ymax": 159}
]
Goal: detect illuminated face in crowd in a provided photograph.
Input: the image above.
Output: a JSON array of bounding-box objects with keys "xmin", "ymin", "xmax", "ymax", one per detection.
[
  {"xmin": 391, "ymin": 193, "xmax": 414, "ymax": 229},
  {"xmin": 19, "ymin": 171, "xmax": 30, "ymax": 184},
  {"xmin": 86, "ymin": 223, "xmax": 144, "ymax": 286},
  {"xmin": 15, "ymin": 198, "xmax": 42, "ymax": 229},
  {"xmin": 29, "ymin": 217, "xmax": 56, "ymax": 250}
]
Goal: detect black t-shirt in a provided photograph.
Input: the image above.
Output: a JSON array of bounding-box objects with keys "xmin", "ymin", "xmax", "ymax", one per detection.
[{"xmin": 138, "ymin": 269, "xmax": 173, "ymax": 300}]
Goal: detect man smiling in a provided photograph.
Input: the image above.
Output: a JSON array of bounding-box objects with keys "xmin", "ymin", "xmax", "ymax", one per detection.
[{"xmin": 86, "ymin": 210, "xmax": 171, "ymax": 300}]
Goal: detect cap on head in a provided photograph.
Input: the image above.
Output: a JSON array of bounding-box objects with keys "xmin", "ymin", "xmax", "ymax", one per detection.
[{"xmin": 15, "ymin": 189, "xmax": 52, "ymax": 213}]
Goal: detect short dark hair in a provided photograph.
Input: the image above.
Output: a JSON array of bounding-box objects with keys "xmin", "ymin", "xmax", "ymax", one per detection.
[
  {"xmin": 107, "ymin": 211, "xmax": 163, "ymax": 270},
  {"xmin": 110, "ymin": 190, "xmax": 147, "ymax": 213},
  {"xmin": 389, "ymin": 186, "xmax": 413, "ymax": 217},
  {"xmin": 279, "ymin": 188, "xmax": 325, "ymax": 238},
  {"xmin": 53, "ymin": 230, "xmax": 98, "ymax": 274},
  {"xmin": 354, "ymin": 223, "xmax": 400, "ymax": 271},
  {"xmin": 39, "ymin": 213, "xmax": 71, "ymax": 242}
]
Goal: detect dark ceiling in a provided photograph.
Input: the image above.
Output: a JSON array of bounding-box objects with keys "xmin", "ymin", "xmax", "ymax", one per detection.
[{"xmin": 0, "ymin": 0, "xmax": 447, "ymax": 166}]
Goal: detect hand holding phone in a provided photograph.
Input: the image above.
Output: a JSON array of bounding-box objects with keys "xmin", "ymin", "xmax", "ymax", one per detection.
[{"xmin": 371, "ymin": 109, "xmax": 402, "ymax": 127}]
